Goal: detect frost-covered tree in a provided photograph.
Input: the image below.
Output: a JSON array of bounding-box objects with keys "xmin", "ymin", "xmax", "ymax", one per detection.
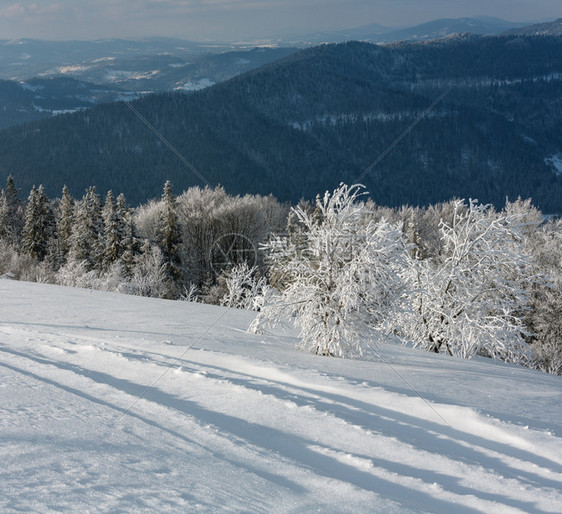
[
  {"xmin": 68, "ymin": 187, "xmax": 103, "ymax": 270},
  {"xmin": 0, "ymin": 191, "xmax": 13, "ymax": 243},
  {"xmin": 251, "ymin": 184, "xmax": 409, "ymax": 358},
  {"xmin": 57, "ymin": 185, "xmax": 75, "ymax": 263},
  {"xmin": 402, "ymin": 199, "xmax": 536, "ymax": 364},
  {"xmin": 102, "ymin": 190, "xmax": 127, "ymax": 270},
  {"xmin": 117, "ymin": 194, "xmax": 139, "ymax": 276},
  {"xmin": 157, "ymin": 180, "xmax": 183, "ymax": 287},
  {"xmin": 123, "ymin": 240, "xmax": 169, "ymax": 298},
  {"xmin": 21, "ymin": 185, "xmax": 55, "ymax": 261},
  {"xmin": 220, "ymin": 262, "xmax": 269, "ymax": 310},
  {"xmin": 0, "ymin": 175, "xmax": 22, "ymax": 244},
  {"xmin": 176, "ymin": 186, "xmax": 287, "ymax": 291},
  {"xmin": 524, "ymin": 218, "xmax": 562, "ymax": 374}
]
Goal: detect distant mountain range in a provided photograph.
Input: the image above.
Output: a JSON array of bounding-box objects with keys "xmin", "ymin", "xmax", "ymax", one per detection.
[
  {"xmin": 502, "ymin": 18, "xmax": 562, "ymax": 37},
  {"xmin": 0, "ymin": 16, "xmax": 554, "ymax": 85},
  {"xmin": 298, "ymin": 16, "xmax": 529, "ymax": 44},
  {"xmin": 0, "ymin": 16, "xmax": 558, "ymax": 132},
  {"xmin": 42, "ymin": 47, "xmax": 298, "ymax": 92},
  {"xmin": 0, "ymin": 47, "xmax": 297, "ymax": 129},
  {"xmin": 1, "ymin": 35, "xmax": 561, "ymax": 212},
  {"xmin": 0, "ymin": 37, "xmax": 228, "ymax": 81}
]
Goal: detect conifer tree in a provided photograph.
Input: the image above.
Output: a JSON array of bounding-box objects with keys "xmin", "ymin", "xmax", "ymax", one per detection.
[
  {"xmin": 118, "ymin": 195, "xmax": 139, "ymax": 277},
  {"xmin": 0, "ymin": 191, "xmax": 10, "ymax": 241},
  {"xmin": 0, "ymin": 175, "xmax": 22, "ymax": 244},
  {"xmin": 4, "ymin": 175, "xmax": 18, "ymax": 210},
  {"xmin": 57, "ymin": 186, "xmax": 75, "ymax": 263},
  {"xmin": 68, "ymin": 187, "xmax": 103, "ymax": 270},
  {"xmin": 21, "ymin": 185, "xmax": 55, "ymax": 261},
  {"xmin": 102, "ymin": 190, "xmax": 126, "ymax": 269},
  {"xmin": 157, "ymin": 180, "xmax": 183, "ymax": 286}
]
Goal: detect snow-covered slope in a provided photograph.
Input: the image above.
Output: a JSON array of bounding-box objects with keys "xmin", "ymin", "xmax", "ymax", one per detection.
[{"xmin": 0, "ymin": 280, "xmax": 560, "ymax": 512}]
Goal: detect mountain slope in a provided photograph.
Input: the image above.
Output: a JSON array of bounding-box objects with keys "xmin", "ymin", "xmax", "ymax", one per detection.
[
  {"xmin": 503, "ymin": 18, "xmax": 562, "ymax": 36},
  {"xmin": 1, "ymin": 279, "xmax": 561, "ymax": 511},
  {"xmin": 0, "ymin": 77, "xmax": 130, "ymax": 130},
  {"xmin": 0, "ymin": 47, "xmax": 298, "ymax": 129},
  {"xmin": 33, "ymin": 47, "xmax": 298, "ymax": 92},
  {"xmin": 1, "ymin": 36, "xmax": 562, "ymax": 210}
]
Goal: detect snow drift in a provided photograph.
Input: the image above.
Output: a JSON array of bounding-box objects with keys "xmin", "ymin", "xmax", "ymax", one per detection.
[{"xmin": 0, "ymin": 280, "xmax": 561, "ymax": 512}]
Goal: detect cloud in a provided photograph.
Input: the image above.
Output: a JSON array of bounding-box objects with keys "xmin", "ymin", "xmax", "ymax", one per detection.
[
  {"xmin": 0, "ymin": 2, "xmax": 66, "ymax": 18},
  {"xmin": 0, "ymin": 3, "xmax": 27, "ymax": 17}
]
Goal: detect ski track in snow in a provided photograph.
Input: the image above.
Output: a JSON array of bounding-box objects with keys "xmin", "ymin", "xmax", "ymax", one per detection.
[{"xmin": 0, "ymin": 281, "xmax": 561, "ymax": 512}]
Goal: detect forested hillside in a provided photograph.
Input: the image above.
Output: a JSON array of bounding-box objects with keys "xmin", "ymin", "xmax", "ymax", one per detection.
[
  {"xmin": 0, "ymin": 77, "xmax": 128, "ymax": 130},
  {"xmin": 1, "ymin": 36, "xmax": 562, "ymax": 210}
]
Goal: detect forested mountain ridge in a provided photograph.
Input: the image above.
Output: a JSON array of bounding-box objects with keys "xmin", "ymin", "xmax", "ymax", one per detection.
[
  {"xmin": 0, "ymin": 47, "xmax": 298, "ymax": 129},
  {"xmin": 0, "ymin": 77, "xmax": 131, "ymax": 130},
  {"xmin": 1, "ymin": 35, "xmax": 562, "ymax": 210}
]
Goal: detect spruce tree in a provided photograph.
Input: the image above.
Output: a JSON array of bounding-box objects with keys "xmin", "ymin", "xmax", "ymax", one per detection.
[
  {"xmin": 158, "ymin": 181, "xmax": 183, "ymax": 287},
  {"xmin": 4, "ymin": 175, "xmax": 18, "ymax": 210},
  {"xmin": 0, "ymin": 191, "xmax": 10, "ymax": 242},
  {"xmin": 116, "ymin": 194, "xmax": 139, "ymax": 276},
  {"xmin": 68, "ymin": 187, "xmax": 103, "ymax": 270},
  {"xmin": 57, "ymin": 185, "xmax": 75, "ymax": 263},
  {"xmin": 0, "ymin": 175, "xmax": 22, "ymax": 244},
  {"xmin": 102, "ymin": 190, "xmax": 126, "ymax": 269},
  {"xmin": 21, "ymin": 185, "xmax": 55, "ymax": 261}
]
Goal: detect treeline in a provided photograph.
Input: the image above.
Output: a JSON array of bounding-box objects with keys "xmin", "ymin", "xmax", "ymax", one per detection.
[
  {"xmin": 1, "ymin": 176, "xmax": 561, "ymax": 374},
  {"xmin": 0, "ymin": 175, "xmax": 288, "ymax": 300}
]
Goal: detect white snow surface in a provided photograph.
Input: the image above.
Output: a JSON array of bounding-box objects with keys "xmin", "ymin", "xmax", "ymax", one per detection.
[
  {"xmin": 0, "ymin": 280, "xmax": 561, "ymax": 513},
  {"xmin": 174, "ymin": 78, "xmax": 215, "ymax": 92}
]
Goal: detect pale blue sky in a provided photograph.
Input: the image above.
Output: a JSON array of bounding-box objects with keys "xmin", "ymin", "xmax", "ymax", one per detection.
[{"xmin": 0, "ymin": 1, "xmax": 559, "ymax": 41}]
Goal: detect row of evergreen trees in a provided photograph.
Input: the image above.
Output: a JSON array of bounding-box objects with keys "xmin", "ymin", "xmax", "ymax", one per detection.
[
  {"xmin": 1, "ymin": 176, "xmax": 183, "ymax": 296},
  {"xmin": 0, "ymin": 175, "xmax": 286, "ymax": 300}
]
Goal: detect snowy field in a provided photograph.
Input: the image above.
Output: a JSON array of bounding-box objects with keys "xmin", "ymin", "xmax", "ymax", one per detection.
[{"xmin": 1, "ymin": 280, "xmax": 561, "ymax": 513}]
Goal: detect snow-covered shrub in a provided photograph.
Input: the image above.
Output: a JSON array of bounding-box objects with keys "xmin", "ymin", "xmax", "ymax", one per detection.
[
  {"xmin": 57, "ymin": 260, "xmax": 100, "ymax": 289},
  {"xmin": 180, "ymin": 283, "xmax": 200, "ymax": 302},
  {"xmin": 0, "ymin": 241, "xmax": 20, "ymax": 277},
  {"xmin": 0, "ymin": 241, "xmax": 42, "ymax": 281},
  {"xmin": 525, "ymin": 218, "xmax": 562, "ymax": 374},
  {"xmin": 252, "ymin": 184, "xmax": 409, "ymax": 358},
  {"xmin": 99, "ymin": 261, "xmax": 128, "ymax": 292},
  {"xmin": 402, "ymin": 199, "xmax": 536, "ymax": 364},
  {"xmin": 220, "ymin": 262, "xmax": 269, "ymax": 310},
  {"xmin": 531, "ymin": 335, "xmax": 562, "ymax": 375},
  {"xmin": 134, "ymin": 200, "xmax": 165, "ymax": 242},
  {"xmin": 20, "ymin": 261, "xmax": 57, "ymax": 284},
  {"xmin": 120, "ymin": 244, "xmax": 170, "ymax": 298}
]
